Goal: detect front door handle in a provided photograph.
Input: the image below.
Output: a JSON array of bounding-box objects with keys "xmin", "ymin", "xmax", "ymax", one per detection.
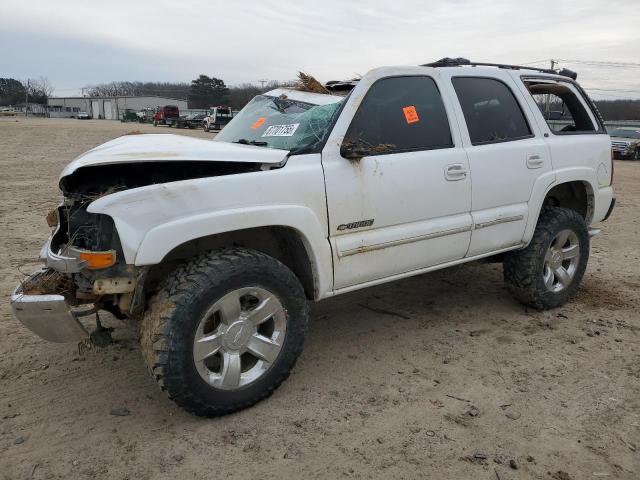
[
  {"xmin": 445, "ymin": 163, "xmax": 467, "ymax": 181},
  {"xmin": 527, "ymin": 154, "xmax": 545, "ymax": 169}
]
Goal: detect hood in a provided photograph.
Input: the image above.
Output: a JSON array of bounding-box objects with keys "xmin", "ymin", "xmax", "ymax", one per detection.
[{"xmin": 60, "ymin": 134, "xmax": 290, "ymax": 178}]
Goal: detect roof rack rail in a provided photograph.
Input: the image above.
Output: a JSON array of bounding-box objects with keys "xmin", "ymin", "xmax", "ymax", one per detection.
[{"xmin": 422, "ymin": 58, "xmax": 578, "ymax": 79}]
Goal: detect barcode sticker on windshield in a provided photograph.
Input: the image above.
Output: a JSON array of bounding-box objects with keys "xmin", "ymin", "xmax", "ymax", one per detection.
[{"xmin": 261, "ymin": 123, "xmax": 300, "ymax": 137}]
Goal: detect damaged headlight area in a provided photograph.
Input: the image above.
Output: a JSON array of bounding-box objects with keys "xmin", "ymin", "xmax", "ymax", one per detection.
[{"xmin": 39, "ymin": 193, "xmax": 141, "ymax": 319}]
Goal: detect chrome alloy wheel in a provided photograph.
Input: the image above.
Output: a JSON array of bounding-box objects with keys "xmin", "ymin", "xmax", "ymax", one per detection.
[
  {"xmin": 543, "ymin": 229, "xmax": 581, "ymax": 293},
  {"xmin": 193, "ymin": 287, "xmax": 286, "ymax": 390}
]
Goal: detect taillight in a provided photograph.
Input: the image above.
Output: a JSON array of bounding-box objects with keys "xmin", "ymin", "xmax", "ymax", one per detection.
[{"xmin": 610, "ymin": 148, "xmax": 615, "ymax": 185}]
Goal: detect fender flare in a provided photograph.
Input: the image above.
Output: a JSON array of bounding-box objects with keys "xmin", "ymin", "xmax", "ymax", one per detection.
[
  {"xmin": 133, "ymin": 204, "xmax": 333, "ymax": 297},
  {"xmin": 523, "ymin": 167, "xmax": 597, "ymax": 244}
]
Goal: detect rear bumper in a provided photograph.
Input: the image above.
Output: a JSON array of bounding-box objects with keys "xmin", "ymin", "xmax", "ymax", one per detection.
[{"xmin": 11, "ymin": 270, "xmax": 91, "ymax": 343}]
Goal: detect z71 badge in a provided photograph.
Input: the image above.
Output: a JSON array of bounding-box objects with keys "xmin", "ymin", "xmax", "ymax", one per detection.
[{"xmin": 337, "ymin": 219, "xmax": 374, "ymax": 231}]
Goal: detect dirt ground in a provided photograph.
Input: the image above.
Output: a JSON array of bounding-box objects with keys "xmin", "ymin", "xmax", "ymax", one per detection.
[{"xmin": 1, "ymin": 117, "xmax": 638, "ymax": 479}]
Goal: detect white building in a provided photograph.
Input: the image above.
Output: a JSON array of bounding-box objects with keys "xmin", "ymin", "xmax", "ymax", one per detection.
[{"xmin": 47, "ymin": 96, "xmax": 188, "ymax": 120}]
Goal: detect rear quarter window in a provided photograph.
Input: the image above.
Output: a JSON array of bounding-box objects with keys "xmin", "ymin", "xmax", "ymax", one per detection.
[{"xmin": 452, "ymin": 77, "xmax": 532, "ymax": 145}]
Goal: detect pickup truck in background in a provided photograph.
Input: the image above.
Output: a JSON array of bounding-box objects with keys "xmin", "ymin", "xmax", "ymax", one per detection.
[
  {"xmin": 153, "ymin": 105, "xmax": 180, "ymax": 127},
  {"xmin": 203, "ymin": 106, "xmax": 234, "ymax": 131}
]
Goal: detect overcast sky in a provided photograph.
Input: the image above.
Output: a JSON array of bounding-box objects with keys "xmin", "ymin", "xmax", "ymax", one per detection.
[{"xmin": 2, "ymin": 0, "xmax": 639, "ymax": 99}]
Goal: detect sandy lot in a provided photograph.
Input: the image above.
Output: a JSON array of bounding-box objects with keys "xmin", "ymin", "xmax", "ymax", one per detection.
[{"xmin": 0, "ymin": 117, "xmax": 638, "ymax": 479}]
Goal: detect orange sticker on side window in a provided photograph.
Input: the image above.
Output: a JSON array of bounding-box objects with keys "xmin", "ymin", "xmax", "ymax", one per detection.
[
  {"xmin": 402, "ymin": 106, "xmax": 420, "ymax": 124},
  {"xmin": 251, "ymin": 117, "xmax": 266, "ymax": 129}
]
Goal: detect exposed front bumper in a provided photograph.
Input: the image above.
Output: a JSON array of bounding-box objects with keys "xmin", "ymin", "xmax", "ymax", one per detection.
[
  {"xmin": 40, "ymin": 237, "xmax": 88, "ymax": 273},
  {"xmin": 11, "ymin": 270, "xmax": 91, "ymax": 343}
]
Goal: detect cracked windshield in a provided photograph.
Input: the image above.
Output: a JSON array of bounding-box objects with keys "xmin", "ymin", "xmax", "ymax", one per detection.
[{"xmin": 214, "ymin": 93, "xmax": 343, "ymax": 153}]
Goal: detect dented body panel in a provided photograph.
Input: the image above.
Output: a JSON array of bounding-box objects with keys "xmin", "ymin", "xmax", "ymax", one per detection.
[
  {"xmin": 87, "ymin": 154, "xmax": 334, "ymax": 297},
  {"xmin": 60, "ymin": 134, "xmax": 290, "ymax": 178}
]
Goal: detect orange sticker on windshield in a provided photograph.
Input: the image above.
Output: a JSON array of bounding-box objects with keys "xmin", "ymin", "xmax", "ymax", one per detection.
[
  {"xmin": 402, "ymin": 106, "xmax": 420, "ymax": 124},
  {"xmin": 251, "ymin": 117, "xmax": 266, "ymax": 129}
]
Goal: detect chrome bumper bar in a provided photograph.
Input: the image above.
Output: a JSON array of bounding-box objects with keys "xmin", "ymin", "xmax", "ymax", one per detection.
[
  {"xmin": 11, "ymin": 270, "xmax": 91, "ymax": 343},
  {"xmin": 39, "ymin": 238, "xmax": 87, "ymax": 273}
]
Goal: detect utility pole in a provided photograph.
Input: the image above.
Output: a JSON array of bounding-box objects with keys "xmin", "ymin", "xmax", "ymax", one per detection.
[
  {"xmin": 258, "ymin": 79, "xmax": 268, "ymax": 91},
  {"xmin": 24, "ymin": 79, "xmax": 29, "ymax": 118}
]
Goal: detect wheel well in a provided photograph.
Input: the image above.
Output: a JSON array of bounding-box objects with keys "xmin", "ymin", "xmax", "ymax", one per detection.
[
  {"xmin": 543, "ymin": 181, "xmax": 594, "ymax": 223},
  {"xmin": 145, "ymin": 226, "xmax": 317, "ymax": 300}
]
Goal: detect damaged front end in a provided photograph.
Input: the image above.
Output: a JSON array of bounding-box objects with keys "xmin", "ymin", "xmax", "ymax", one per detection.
[
  {"xmin": 12, "ymin": 193, "xmax": 141, "ymax": 342},
  {"xmin": 11, "ymin": 153, "xmax": 268, "ymax": 343}
]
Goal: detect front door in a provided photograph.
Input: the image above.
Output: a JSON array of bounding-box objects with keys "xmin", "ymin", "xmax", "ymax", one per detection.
[{"xmin": 322, "ymin": 73, "xmax": 472, "ymax": 291}]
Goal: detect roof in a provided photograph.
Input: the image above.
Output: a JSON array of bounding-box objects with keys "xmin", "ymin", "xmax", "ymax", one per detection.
[{"xmin": 421, "ymin": 58, "xmax": 578, "ymax": 80}]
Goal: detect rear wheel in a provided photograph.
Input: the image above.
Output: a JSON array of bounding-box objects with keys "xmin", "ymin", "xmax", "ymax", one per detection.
[
  {"xmin": 140, "ymin": 248, "xmax": 309, "ymax": 416},
  {"xmin": 504, "ymin": 207, "xmax": 589, "ymax": 310}
]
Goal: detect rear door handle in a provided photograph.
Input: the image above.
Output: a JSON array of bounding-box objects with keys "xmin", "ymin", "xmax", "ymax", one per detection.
[
  {"xmin": 527, "ymin": 154, "xmax": 544, "ymax": 169},
  {"xmin": 444, "ymin": 163, "xmax": 467, "ymax": 181}
]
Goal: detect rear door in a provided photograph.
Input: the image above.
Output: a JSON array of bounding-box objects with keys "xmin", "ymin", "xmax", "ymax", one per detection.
[
  {"xmin": 446, "ymin": 72, "xmax": 553, "ymax": 256},
  {"xmin": 322, "ymin": 71, "xmax": 472, "ymax": 290}
]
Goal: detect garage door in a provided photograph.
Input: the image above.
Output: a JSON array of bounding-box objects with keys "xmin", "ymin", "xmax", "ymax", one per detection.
[
  {"xmin": 91, "ymin": 100, "xmax": 100, "ymax": 119},
  {"xmin": 104, "ymin": 101, "xmax": 113, "ymax": 120}
]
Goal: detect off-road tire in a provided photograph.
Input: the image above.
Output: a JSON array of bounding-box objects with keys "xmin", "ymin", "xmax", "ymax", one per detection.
[
  {"xmin": 140, "ymin": 248, "xmax": 309, "ymax": 416},
  {"xmin": 204, "ymin": 123, "xmax": 210, "ymax": 132},
  {"xmin": 503, "ymin": 207, "xmax": 589, "ymax": 310}
]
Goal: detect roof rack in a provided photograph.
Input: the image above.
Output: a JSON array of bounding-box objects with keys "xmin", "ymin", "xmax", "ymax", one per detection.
[{"xmin": 422, "ymin": 58, "xmax": 577, "ymax": 80}]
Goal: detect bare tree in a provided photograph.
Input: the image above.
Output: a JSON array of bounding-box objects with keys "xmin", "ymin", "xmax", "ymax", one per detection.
[{"xmin": 21, "ymin": 77, "xmax": 54, "ymax": 104}]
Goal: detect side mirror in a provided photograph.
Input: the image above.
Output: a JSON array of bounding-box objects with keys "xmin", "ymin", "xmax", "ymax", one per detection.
[{"xmin": 340, "ymin": 144, "xmax": 370, "ymax": 160}]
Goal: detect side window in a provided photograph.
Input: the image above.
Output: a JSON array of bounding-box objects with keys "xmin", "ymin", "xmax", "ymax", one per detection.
[
  {"xmin": 343, "ymin": 76, "xmax": 453, "ymax": 155},
  {"xmin": 525, "ymin": 81, "xmax": 596, "ymax": 134},
  {"xmin": 452, "ymin": 77, "xmax": 532, "ymax": 145}
]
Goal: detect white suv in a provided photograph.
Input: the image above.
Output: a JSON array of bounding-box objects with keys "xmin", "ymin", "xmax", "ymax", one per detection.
[{"xmin": 11, "ymin": 60, "xmax": 615, "ymax": 416}]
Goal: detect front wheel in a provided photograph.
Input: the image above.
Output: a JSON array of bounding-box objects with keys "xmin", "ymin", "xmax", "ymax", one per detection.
[
  {"xmin": 140, "ymin": 248, "xmax": 309, "ymax": 416},
  {"xmin": 503, "ymin": 207, "xmax": 589, "ymax": 310}
]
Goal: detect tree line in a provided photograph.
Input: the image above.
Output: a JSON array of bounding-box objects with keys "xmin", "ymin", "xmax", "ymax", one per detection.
[
  {"xmin": 594, "ymin": 100, "xmax": 640, "ymax": 121},
  {"xmin": 2, "ymin": 75, "xmax": 639, "ymax": 119},
  {"xmin": 0, "ymin": 77, "xmax": 53, "ymax": 106},
  {"xmin": 84, "ymin": 76, "xmax": 290, "ymax": 110}
]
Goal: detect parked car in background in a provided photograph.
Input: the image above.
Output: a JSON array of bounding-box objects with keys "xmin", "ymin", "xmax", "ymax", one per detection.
[
  {"xmin": 176, "ymin": 113, "xmax": 206, "ymax": 129},
  {"xmin": 77, "ymin": 111, "xmax": 90, "ymax": 120},
  {"xmin": 0, "ymin": 108, "xmax": 17, "ymax": 116},
  {"xmin": 153, "ymin": 105, "xmax": 180, "ymax": 127},
  {"xmin": 203, "ymin": 106, "xmax": 233, "ymax": 131},
  {"xmin": 610, "ymin": 127, "xmax": 640, "ymax": 160}
]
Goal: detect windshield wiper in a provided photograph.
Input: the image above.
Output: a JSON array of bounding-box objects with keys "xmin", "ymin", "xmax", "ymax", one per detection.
[{"xmin": 233, "ymin": 139, "xmax": 268, "ymax": 146}]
